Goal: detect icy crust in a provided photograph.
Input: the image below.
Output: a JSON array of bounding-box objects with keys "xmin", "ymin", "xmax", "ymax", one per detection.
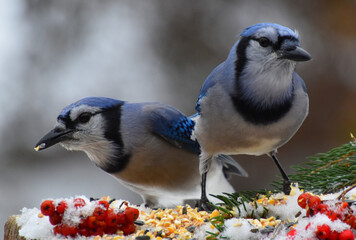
[
  {"xmin": 16, "ymin": 187, "xmax": 356, "ymax": 240},
  {"xmin": 17, "ymin": 196, "xmax": 129, "ymax": 240},
  {"xmin": 17, "ymin": 207, "xmax": 53, "ymax": 239},
  {"xmin": 194, "ymin": 186, "xmax": 356, "ymax": 240}
]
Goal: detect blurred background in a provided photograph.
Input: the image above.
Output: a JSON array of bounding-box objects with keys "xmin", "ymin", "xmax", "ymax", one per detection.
[{"xmin": 1, "ymin": 0, "xmax": 355, "ymax": 235}]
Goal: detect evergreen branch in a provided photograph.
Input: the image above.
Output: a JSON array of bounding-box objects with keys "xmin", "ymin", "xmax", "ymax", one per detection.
[
  {"xmin": 273, "ymin": 142, "xmax": 356, "ymax": 194},
  {"xmin": 206, "ymin": 138, "xmax": 356, "ymax": 239}
]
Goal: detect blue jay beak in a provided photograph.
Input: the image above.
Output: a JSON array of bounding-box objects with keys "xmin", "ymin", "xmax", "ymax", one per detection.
[
  {"xmin": 278, "ymin": 46, "xmax": 312, "ymax": 62},
  {"xmin": 34, "ymin": 127, "xmax": 74, "ymax": 151}
]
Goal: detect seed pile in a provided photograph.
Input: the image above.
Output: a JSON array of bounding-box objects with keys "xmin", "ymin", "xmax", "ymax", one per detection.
[{"xmin": 15, "ymin": 188, "xmax": 356, "ymax": 240}]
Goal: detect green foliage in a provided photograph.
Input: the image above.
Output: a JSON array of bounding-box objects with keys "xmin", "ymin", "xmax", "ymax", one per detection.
[
  {"xmin": 272, "ymin": 142, "xmax": 356, "ymax": 194},
  {"xmin": 206, "ymin": 138, "xmax": 356, "ymax": 239}
]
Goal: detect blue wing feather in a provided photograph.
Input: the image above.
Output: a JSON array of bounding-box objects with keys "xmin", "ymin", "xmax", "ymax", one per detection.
[{"xmin": 150, "ymin": 106, "xmax": 200, "ymax": 154}]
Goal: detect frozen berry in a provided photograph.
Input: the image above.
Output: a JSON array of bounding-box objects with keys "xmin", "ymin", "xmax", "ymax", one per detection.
[
  {"xmin": 49, "ymin": 211, "xmax": 62, "ymax": 225},
  {"xmin": 297, "ymin": 193, "xmax": 311, "ymax": 209},
  {"xmin": 105, "ymin": 210, "xmax": 119, "ymax": 227},
  {"xmin": 56, "ymin": 200, "xmax": 68, "ymax": 214},
  {"xmin": 338, "ymin": 202, "xmax": 349, "ymax": 212},
  {"xmin": 122, "ymin": 222, "xmax": 136, "ymax": 235},
  {"xmin": 74, "ymin": 198, "xmax": 86, "ymax": 208},
  {"xmin": 89, "ymin": 227, "xmax": 104, "ymax": 237},
  {"xmin": 87, "ymin": 216, "xmax": 99, "ymax": 229},
  {"xmin": 61, "ymin": 224, "xmax": 77, "ymax": 237},
  {"xmin": 117, "ymin": 212, "xmax": 127, "ymax": 224},
  {"xmin": 344, "ymin": 214, "xmax": 356, "ymax": 229},
  {"xmin": 125, "ymin": 207, "xmax": 139, "ymax": 222},
  {"xmin": 41, "ymin": 200, "xmax": 55, "ymax": 216},
  {"xmin": 338, "ymin": 229, "xmax": 355, "ymax": 240},
  {"xmin": 328, "ymin": 231, "xmax": 339, "ymax": 240},
  {"xmin": 93, "ymin": 206, "xmax": 107, "ymax": 221},
  {"xmin": 106, "ymin": 226, "xmax": 119, "ymax": 235},
  {"xmin": 315, "ymin": 203, "xmax": 328, "ymax": 214},
  {"xmin": 78, "ymin": 227, "xmax": 90, "ymax": 237},
  {"xmin": 327, "ymin": 211, "xmax": 338, "ymax": 221},
  {"xmin": 53, "ymin": 225, "xmax": 63, "ymax": 235},
  {"xmin": 98, "ymin": 200, "xmax": 109, "ymax": 210},
  {"xmin": 307, "ymin": 195, "xmax": 321, "ymax": 210},
  {"xmin": 316, "ymin": 224, "xmax": 330, "ymax": 239}
]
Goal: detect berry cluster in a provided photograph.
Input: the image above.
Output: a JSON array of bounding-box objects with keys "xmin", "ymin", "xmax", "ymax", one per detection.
[
  {"xmin": 286, "ymin": 193, "xmax": 355, "ymax": 240},
  {"xmin": 40, "ymin": 198, "xmax": 140, "ymax": 237}
]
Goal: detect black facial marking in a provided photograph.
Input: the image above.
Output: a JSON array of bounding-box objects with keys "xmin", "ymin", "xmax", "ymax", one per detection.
[
  {"xmin": 231, "ymin": 36, "xmax": 294, "ymax": 125},
  {"xmin": 100, "ymin": 103, "xmax": 131, "ymax": 173},
  {"xmin": 275, "ymin": 35, "xmax": 299, "ymax": 51}
]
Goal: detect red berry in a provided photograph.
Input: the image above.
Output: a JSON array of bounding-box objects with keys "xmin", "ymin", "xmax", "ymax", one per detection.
[
  {"xmin": 287, "ymin": 229, "xmax": 297, "ymax": 239},
  {"xmin": 297, "ymin": 193, "xmax": 312, "ymax": 209},
  {"xmin": 344, "ymin": 214, "xmax": 356, "ymax": 229},
  {"xmin": 98, "ymin": 200, "xmax": 109, "ymax": 210},
  {"xmin": 338, "ymin": 229, "xmax": 355, "ymax": 240},
  {"xmin": 78, "ymin": 217, "xmax": 88, "ymax": 229},
  {"xmin": 40, "ymin": 200, "xmax": 55, "ymax": 216},
  {"xmin": 328, "ymin": 231, "xmax": 339, "ymax": 240},
  {"xmin": 316, "ymin": 224, "xmax": 331, "ymax": 239},
  {"xmin": 53, "ymin": 225, "xmax": 63, "ymax": 235},
  {"xmin": 98, "ymin": 220, "xmax": 107, "ymax": 230},
  {"xmin": 106, "ymin": 226, "xmax": 119, "ymax": 235},
  {"xmin": 49, "ymin": 211, "xmax": 62, "ymax": 225},
  {"xmin": 338, "ymin": 202, "xmax": 349, "ymax": 212},
  {"xmin": 88, "ymin": 216, "xmax": 99, "ymax": 229},
  {"xmin": 315, "ymin": 203, "xmax": 328, "ymax": 214},
  {"xmin": 105, "ymin": 210, "xmax": 119, "ymax": 227},
  {"xmin": 56, "ymin": 200, "xmax": 68, "ymax": 214},
  {"xmin": 122, "ymin": 222, "xmax": 136, "ymax": 235},
  {"xmin": 78, "ymin": 227, "xmax": 90, "ymax": 237},
  {"xmin": 74, "ymin": 198, "xmax": 86, "ymax": 208},
  {"xmin": 125, "ymin": 207, "xmax": 139, "ymax": 222},
  {"xmin": 307, "ymin": 196, "xmax": 321, "ymax": 210},
  {"xmin": 61, "ymin": 224, "xmax": 77, "ymax": 237},
  {"xmin": 89, "ymin": 227, "xmax": 104, "ymax": 237},
  {"xmin": 93, "ymin": 206, "xmax": 107, "ymax": 221},
  {"xmin": 327, "ymin": 211, "xmax": 338, "ymax": 221},
  {"xmin": 117, "ymin": 212, "xmax": 127, "ymax": 224}
]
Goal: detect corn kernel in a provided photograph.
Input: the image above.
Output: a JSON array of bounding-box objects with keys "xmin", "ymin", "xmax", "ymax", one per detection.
[{"xmin": 210, "ymin": 209, "xmax": 220, "ymax": 219}]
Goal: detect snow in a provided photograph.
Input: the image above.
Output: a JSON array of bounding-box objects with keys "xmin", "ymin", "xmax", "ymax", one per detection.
[
  {"xmin": 221, "ymin": 218, "xmax": 263, "ymax": 240},
  {"xmin": 15, "ymin": 187, "xmax": 356, "ymax": 240},
  {"xmin": 17, "ymin": 207, "xmax": 53, "ymax": 240}
]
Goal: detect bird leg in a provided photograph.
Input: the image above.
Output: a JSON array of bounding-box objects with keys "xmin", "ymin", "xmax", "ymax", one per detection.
[
  {"xmin": 198, "ymin": 172, "xmax": 215, "ymax": 211},
  {"xmin": 270, "ymin": 152, "xmax": 292, "ymax": 194}
]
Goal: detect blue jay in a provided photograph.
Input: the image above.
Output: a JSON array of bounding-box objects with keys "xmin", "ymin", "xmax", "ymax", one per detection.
[
  {"xmin": 193, "ymin": 23, "xmax": 311, "ymax": 210},
  {"xmin": 35, "ymin": 97, "xmax": 247, "ymax": 208}
]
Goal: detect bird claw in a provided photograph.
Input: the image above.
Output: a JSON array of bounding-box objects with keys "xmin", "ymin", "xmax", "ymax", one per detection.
[
  {"xmin": 283, "ymin": 179, "xmax": 293, "ymax": 195},
  {"xmin": 198, "ymin": 198, "xmax": 215, "ymax": 212}
]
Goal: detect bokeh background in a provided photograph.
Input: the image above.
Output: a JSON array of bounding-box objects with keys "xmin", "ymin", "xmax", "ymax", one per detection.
[{"xmin": 1, "ymin": 0, "xmax": 356, "ymax": 235}]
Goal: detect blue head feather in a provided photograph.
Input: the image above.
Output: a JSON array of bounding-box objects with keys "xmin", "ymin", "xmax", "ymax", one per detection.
[
  {"xmin": 59, "ymin": 97, "xmax": 125, "ymax": 120},
  {"xmin": 241, "ymin": 23, "xmax": 298, "ymax": 39}
]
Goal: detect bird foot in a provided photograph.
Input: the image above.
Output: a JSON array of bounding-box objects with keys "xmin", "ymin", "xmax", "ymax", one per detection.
[
  {"xmin": 197, "ymin": 198, "xmax": 215, "ymax": 212},
  {"xmin": 283, "ymin": 179, "xmax": 293, "ymax": 195}
]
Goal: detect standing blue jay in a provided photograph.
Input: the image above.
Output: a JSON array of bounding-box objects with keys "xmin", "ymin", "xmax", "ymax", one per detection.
[
  {"xmin": 193, "ymin": 23, "xmax": 311, "ymax": 210},
  {"xmin": 35, "ymin": 97, "xmax": 247, "ymax": 208}
]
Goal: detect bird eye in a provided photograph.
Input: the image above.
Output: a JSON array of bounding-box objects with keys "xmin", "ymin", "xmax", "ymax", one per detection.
[
  {"xmin": 258, "ymin": 37, "xmax": 271, "ymax": 48},
  {"xmin": 78, "ymin": 112, "xmax": 91, "ymax": 124}
]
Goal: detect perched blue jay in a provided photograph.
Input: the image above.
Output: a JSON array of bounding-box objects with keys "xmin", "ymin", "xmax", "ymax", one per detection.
[
  {"xmin": 35, "ymin": 97, "xmax": 247, "ymax": 208},
  {"xmin": 193, "ymin": 23, "xmax": 312, "ymax": 210}
]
